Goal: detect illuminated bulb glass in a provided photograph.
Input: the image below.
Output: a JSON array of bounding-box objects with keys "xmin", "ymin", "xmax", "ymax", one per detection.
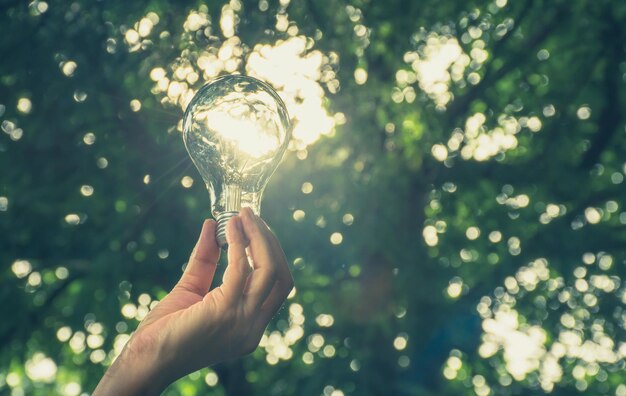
[{"xmin": 183, "ymin": 75, "xmax": 291, "ymax": 248}]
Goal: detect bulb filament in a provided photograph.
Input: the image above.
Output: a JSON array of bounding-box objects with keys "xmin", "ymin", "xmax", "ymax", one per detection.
[{"xmin": 224, "ymin": 184, "xmax": 242, "ymax": 212}]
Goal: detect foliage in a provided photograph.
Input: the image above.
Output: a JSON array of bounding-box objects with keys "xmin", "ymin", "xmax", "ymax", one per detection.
[{"xmin": 1, "ymin": 0, "xmax": 625, "ymax": 395}]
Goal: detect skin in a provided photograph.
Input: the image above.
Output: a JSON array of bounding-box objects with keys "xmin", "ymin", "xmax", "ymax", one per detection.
[{"xmin": 94, "ymin": 207, "xmax": 294, "ymax": 395}]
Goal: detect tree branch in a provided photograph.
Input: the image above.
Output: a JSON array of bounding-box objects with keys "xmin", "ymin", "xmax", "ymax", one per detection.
[
  {"xmin": 445, "ymin": 2, "xmax": 568, "ymax": 124},
  {"xmin": 579, "ymin": 9, "xmax": 623, "ymax": 168},
  {"xmin": 0, "ymin": 274, "xmax": 81, "ymax": 348}
]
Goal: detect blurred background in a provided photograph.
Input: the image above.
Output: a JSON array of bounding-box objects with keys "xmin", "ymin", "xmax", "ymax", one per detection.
[{"xmin": 1, "ymin": 0, "xmax": 625, "ymax": 394}]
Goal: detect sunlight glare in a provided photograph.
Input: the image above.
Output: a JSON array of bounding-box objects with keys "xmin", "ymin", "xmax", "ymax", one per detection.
[
  {"xmin": 135, "ymin": 3, "xmax": 337, "ymax": 151},
  {"xmin": 25, "ymin": 353, "xmax": 57, "ymax": 383}
]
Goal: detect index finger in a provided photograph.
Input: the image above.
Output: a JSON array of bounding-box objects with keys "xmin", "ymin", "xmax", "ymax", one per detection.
[
  {"xmin": 254, "ymin": 217, "xmax": 294, "ymax": 311},
  {"xmin": 254, "ymin": 216, "xmax": 292, "ymax": 289},
  {"xmin": 239, "ymin": 207, "xmax": 278, "ymax": 311}
]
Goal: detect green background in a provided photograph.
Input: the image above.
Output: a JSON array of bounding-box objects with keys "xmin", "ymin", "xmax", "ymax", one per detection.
[{"xmin": 1, "ymin": 0, "xmax": 625, "ymax": 395}]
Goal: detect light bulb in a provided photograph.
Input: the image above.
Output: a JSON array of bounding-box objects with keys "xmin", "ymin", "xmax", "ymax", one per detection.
[{"xmin": 183, "ymin": 75, "xmax": 291, "ymax": 248}]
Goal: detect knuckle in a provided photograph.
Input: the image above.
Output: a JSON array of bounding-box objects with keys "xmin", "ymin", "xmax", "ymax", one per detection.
[
  {"xmin": 244, "ymin": 219, "xmax": 262, "ymax": 236},
  {"xmin": 176, "ymin": 279, "xmax": 201, "ymax": 295}
]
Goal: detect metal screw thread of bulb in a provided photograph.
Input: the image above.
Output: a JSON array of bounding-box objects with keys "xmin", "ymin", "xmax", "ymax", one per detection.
[
  {"xmin": 216, "ymin": 211, "xmax": 238, "ymax": 249},
  {"xmin": 215, "ymin": 184, "xmax": 243, "ymax": 249}
]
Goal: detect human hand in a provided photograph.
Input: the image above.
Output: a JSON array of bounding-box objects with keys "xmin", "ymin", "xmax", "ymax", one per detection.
[{"xmin": 94, "ymin": 207, "xmax": 294, "ymax": 395}]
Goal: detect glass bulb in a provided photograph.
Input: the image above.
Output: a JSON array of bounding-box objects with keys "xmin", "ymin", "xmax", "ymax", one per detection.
[{"xmin": 183, "ymin": 75, "xmax": 291, "ymax": 248}]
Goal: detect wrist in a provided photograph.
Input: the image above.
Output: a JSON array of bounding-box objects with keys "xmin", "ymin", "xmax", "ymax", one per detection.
[{"xmin": 94, "ymin": 340, "xmax": 169, "ymax": 395}]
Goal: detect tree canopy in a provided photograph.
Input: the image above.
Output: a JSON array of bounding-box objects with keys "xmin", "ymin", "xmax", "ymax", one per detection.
[{"xmin": 1, "ymin": 0, "xmax": 625, "ymax": 395}]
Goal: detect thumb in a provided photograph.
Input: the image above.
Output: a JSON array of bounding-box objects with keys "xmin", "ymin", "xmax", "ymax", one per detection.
[{"xmin": 175, "ymin": 219, "xmax": 220, "ymax": 296}]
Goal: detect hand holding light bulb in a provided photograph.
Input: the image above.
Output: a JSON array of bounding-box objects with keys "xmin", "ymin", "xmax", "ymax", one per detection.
[
  {"xmin": 95, "ymin": 208, "xmax": 294, "ymax": 395},
  {"xmin": 95, "ymin": 75, "xmax": 293, "ymax": 394}
]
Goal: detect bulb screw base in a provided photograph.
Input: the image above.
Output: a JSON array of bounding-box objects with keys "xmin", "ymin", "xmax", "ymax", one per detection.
[{"xmin": 216, "ymin": 211, "xmax": 239, "ymax": 250}]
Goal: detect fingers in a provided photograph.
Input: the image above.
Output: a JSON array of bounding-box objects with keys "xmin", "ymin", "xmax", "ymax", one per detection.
[
  {"xmin": 175, "ymin": 220, "xmax": 220, "ymax": 296},
  {"xmin": 239, "ymin": 208, "xmax": 294, "ymax": 317},
  {"xmin": 258, "ymin": 279, "xmax": 293, "ymax": 321},
  {"xmin": 238, "ymin": 208, "xmax": 280, "ymax": 311},
  {"xmin": 253, "ymin": 215, "xmax": 294, "ymax": 313},
  {"xmin": 204, "ymin": 208, "xmax": 293, "ymax": 326},
  {"xmin": 220, "ymin": 215, "xmax": 251, "ymax": 302},
  {"xmin": 242, "ymin": 212, "xmax": 294, "ymax": 344},
  {"xmin": 239, "ymin": 208, "xmax": 275, "ymax": 271}
]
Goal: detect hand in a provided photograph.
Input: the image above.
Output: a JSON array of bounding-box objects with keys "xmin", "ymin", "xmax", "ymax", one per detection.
[{"xmin": 94, "ymin": 208, "xmax": 294, "ymax": 395}]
